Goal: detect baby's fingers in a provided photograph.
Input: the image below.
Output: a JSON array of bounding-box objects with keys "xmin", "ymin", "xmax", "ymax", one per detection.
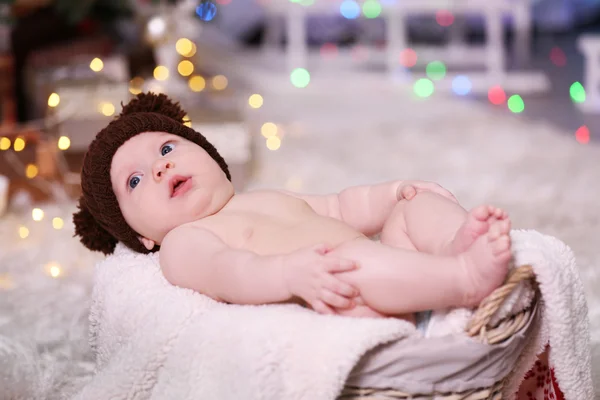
[
  {"xmin": 324, "ymin": 274, "xmax": 357, "ymax": 297},
  {"xmin": 312, "ymin": 299, "xmax": 336, "ymax": 315},
  {"xmin": 399, "ymin": 185, "xmax": 418, "ymax": 200},
  {"xmin": 326, "ymin": 259, "xmax": 358, "ymax": 273},
  {"xmin": 320, "ymin": 289, "xmax": 354, "ymax": 309}
]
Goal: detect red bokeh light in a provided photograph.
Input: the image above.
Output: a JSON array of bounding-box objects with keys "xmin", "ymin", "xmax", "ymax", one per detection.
[
  {"xmin": 216, "ymin": 0, "xmax": 231, "ymax": 4},
  {"xmin": 549, "ymin": 47, "xmax": 566, "ymax": 67},
  {"xmin": 488, "ymin": 85, "xmax": 506, "ymax": 105},
  {"xmin": 435, "ymin": 10, "xmax": 454, "ymax": 27},
  {"xmin": 575, "ymin": 125, "xmax": 590, "ymax": 144},
  {"xmin": 320, "ymin": 42, "xmax": 338, "ymax": 59},
  {"xmin": 399, "ymin": 48, "xmax": 417, "ymax": 68}
]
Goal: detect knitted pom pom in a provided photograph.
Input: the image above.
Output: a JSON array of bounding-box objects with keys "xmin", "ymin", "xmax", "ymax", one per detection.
[
  {"xmin": 119, "ymin": 92, "xmax": 187, "ymax": 124},
  {"xmin": 73, "ymin": 197, "xmax": 118, "ymax": 255}
]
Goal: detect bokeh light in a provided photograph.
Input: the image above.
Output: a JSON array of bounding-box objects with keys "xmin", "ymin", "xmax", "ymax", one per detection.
[
  {"xmin": 435, "ymin": 10, "xmax": 454, "ymax": 27},
  {"xmin": 189, "ymin": 75, "xmax": 206, "ymax": 92},
  {"xmin": 340, "ymin": 0, "xmax": 360, "ymax": 19},
  {"xmin": 261, "ymin": 122, "xmax": 278, "ymax": 138},
  {"xmin": 176, "ymin": 38, "xmax": 194, "ymax": 56},
  {"xmin": 212, "ymin": 75, "xmax": 228, "ymax": 90},
  {"xmin": 48, "ymin": 92, "xmax": 60, "ymax": 107},
  {"xmin": 18, "ymin": 226, "xmax": 29, "ymax": 239},
  {"xmin": 414, "ymin": 79, "xmax": 434, "ymax": 98},
  {"xmin": 153, "ymin": 66, "xmax": 169, "ymax": 81},
  {"xmin": 13, "ymin": 137, "xmax": 25, "ymax": 152},
  {"xmin": 52, "ymin": 217, "xmax": 64, "ymax": 230},
  {"xmin": 32, "ymin": 208, "xmax": 44, "ymax": 221},
  {"xmin": 178, "ymin": 60, "xmax": 195, "ymax": 76},
  {"xmin": 452, "ymin": 75, "xmax": 472, "ymax": 96},
  {"xmin": 25, "ymin": 164, "xmax": 38, "ymax": 179},
  {"xmin": 90, "ymin": 57, "xmax": 104, "ymax": 72},
  {"xmin": 196, "ymin": 1, "xmax": 217, "ymax": 21},
  {"xmin": 488, "ymin": 85, "xmax": 506, "ymax": 105},
  {"xmin": 549, "ymin": 47, "xmax": 566, "ymax": 67},
  {"xmin": 58, "ymin": 136, "xmax": 71, "ymax": 150},
  {"xmin": 507, "ymin": 95, "xmax": 525, "ymax": 113},
  {"xmin": 320, "ymin": 43, "xmax": 338, "ymax": 59},
  {"xmin": 0, "ymin": 137, "xmax": 11, "ymax": 150},
  {"xmin": 575, "ymin": 125, "xmax": 590, "ymax": 144},
  {"xmin": 399, "ymin": 48, "xmax": 417, "ymax": 68},
  {"xmin": 129, "ymin": 77, "xmax": 144, "ymax": 95},
  {"xmin": 362, "ymin": 0, "xmax": 382, "ymax": 18},
  {"xmin": 570, "ymin": 82, "xmax": 586, "ymax": 103},
  {"xmin": 291, "ymin": 68, "xmax": 310, "ymax": 88},
  {"xmin": 266, "ymin": 136, "xmax": 281, "ymax": 150},
  {"xmin": 426, "ymin": 61, "xmax": 446, "ymax": 80},
  {"xmin": 249, "ymin": 94, "xmax": 263, "ymax": 108}
]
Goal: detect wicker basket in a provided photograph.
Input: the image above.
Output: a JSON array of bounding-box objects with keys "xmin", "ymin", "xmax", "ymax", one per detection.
[{"xmin": 340, "ymin": 264, "xmax": 538, "ymax": 400}]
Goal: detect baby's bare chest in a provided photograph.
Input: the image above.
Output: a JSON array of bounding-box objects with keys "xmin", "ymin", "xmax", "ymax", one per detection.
[{"xmin": 194, "ymin": 192, "xmax": 358, "ymax": 255}]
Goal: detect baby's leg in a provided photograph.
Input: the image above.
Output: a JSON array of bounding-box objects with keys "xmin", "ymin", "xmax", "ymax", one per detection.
[
  {"xmin": 328, "ymin": 231, "xmax": 512, "ymax": 315},
  {"xmin": 381, "ymin": 192, "xmax": 509, "ymax": 256}
]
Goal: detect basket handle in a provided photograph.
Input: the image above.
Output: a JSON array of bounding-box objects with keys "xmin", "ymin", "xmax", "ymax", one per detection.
[{"xmin": 466, "ymin": 264, "xmax": 536, "ymax": 338}]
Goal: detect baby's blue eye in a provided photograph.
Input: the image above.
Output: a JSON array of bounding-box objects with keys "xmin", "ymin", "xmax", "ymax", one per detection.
[
  {"xmin": 129, "ymin": 175, "xmax": 141, "ymax": 189},
  {"xmin": 161, "ymin": 143, "xmax": 174, "ymax": 156}
]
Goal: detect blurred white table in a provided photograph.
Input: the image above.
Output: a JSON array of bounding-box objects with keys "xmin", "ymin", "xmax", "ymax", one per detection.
[{"xmin": 263, "ymin": 0, "xmax": 536, "ymax": 89}]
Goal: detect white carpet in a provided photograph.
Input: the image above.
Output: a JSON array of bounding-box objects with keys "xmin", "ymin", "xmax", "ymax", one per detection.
[{"xmin": 0, "ymin": 89, "xmax": 598, "ymax": 399}]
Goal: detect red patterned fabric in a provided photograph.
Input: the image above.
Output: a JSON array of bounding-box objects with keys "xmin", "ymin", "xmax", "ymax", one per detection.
[{"xmin": 517, "ymin": 346, "xmax": 565, "ymax": 400}]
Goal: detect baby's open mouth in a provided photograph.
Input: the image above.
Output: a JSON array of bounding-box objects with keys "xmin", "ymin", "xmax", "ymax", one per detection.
[{"xmin": 170, "ymin": 176, "xmax": 190, "ymax": 197}]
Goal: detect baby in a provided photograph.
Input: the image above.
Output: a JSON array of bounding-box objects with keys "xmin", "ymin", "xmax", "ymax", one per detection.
[{"xmin": 74, "ymin": 92, "xmax": 512, "ymax": 328}]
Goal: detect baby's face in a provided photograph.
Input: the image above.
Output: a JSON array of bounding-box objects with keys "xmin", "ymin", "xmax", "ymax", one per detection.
[{"xmin": 110, "ymin": 131, "xmax": 234, "ymax": 247}]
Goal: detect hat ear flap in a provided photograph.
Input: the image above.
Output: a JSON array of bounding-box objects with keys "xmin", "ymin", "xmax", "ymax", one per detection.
[{"xmin": 73, "ymin": 197, "xmax": 117, "ymax": 255}]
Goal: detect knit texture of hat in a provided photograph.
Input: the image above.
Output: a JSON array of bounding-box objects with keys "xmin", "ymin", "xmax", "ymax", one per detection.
[{"xmin": 73, "ymin": 92, "xmax": 230, "ymax": 255}]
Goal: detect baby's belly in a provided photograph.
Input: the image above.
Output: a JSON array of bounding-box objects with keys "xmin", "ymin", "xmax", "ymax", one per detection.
[{"xmin": 242, "ymin": 216, "xmax": 364, "ymax": 256}]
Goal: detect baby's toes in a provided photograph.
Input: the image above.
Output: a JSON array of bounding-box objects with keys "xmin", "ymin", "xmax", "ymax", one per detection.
[
  {"xmin": 472, "ymin": 205, "xmax": 492, "ymax": 221},
  {"xmin": 491, "ymin": 235, "xmax": 511, "ymax": 255}
]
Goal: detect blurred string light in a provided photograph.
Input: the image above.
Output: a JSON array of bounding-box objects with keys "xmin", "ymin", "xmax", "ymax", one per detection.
[
  {"xmin": 212, "ymin": 75, "xmax": 228, "ymax": 90},
  {"xmin": 570, "ymin": 82, "xmax": 586, "ymax": 103},
  {"xmin": 90, "ymin": 57, "xmax": 104, "ymax": 72},
  {"xmin": 178, "ymin": 60, "xmax": 195, "ymax": 76},
  {"xmin": 196, "ymin": 0, "xmax": 217, "ymax": 22},
  {"xmin": 426, "ymin": 61, "xmax": 446, "ymax": 80},
  {"xmin": 189, "ymin": 75, "xmax": 206, "ymax": 92},
  {"xmin": 414, "ymin": 79, "xmax": 434, "ymax": 98},
  {"xmin": 32, "ymin": 208, "xmax": 44, "ymax": 221},
  {"xmin": 550, "ymin": 47, "xmax": 566, "ymax": 67},
  {"xmin": 48, "ymin": 92, "xmax": 60, "ymax": 108},
  {"xmin": 57, "ymin": 136, "xmax": 70, "ymax": 150},
  {"xmin": 291, "ymin": 68, "xmax": 310, "ymax": 88},
  {"xmin": 488, "ymin": 85, "xmax": 506, "ymax": 105},
  {"xmin": 362, "ymin": 0, "xmax": 382, "ymax": 18},
  {"xmin": 176, "ymin": 38, "xmax": 197, "ymax": 57},
  {"xmin": 507, "ymin": 95, "xmax": 525, "ymax": 113},
  {"xmin": 0, "ymin": 137, "xmax": 10, "ymax": 150},
  {"xmin": 13, "ymin": 137, "xmax": 25, "ymax": 152},
  {"xmin": 154, "ymin": 66, "xmax": 169, "ymax": 81},
  {"xmin": 399, "ymin": 48, "xmax": 417, "ymax": 68},
  {"xmin": 452, "ymin": 75, "xmax": 472, "ymax": 96},
  {"xmin": 129, "ymin": 77, "xmax": 144, "ymax": 95},
  {"xmin": 575, "ymin": 125, "xmax": 590, "ymax": 144},
  {"xmin": 248, "ymin": 94, "xmax": 263, "ymax": 108},
  {"xmin": 340, "ymin": 0, "xmax": 360, "ymax": 19}
]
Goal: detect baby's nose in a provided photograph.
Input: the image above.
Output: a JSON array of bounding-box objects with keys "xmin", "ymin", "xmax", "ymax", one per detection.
[{"xmin": 152, "ymin": 159, "xmax": 174, "ymax": 179}]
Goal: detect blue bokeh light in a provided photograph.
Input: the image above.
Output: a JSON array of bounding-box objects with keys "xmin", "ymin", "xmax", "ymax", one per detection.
[
  {"xmin": 196, "ymin": 1, "xmax": 217, "ymax": 22},
  {"xmin": 452, "ymin": 75, "xmax": 472, "ymax": 96},
  {"xmin": 340, "ymin": 0, "xmax": 361, "ymax": 19}
]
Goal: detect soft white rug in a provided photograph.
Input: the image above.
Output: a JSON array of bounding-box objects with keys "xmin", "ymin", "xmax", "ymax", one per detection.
[{"xmin": 0, "ymin": 88, "xmax": 598, "ymax": 399}]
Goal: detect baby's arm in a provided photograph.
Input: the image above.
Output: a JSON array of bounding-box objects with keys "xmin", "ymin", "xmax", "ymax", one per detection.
[
  {"xmin": 283, "ymin": 180, "xmax": 457, "ymax": 236},
  {"xmin": 160, "ymin": 226, "xmax": 358, "ymax": 310}
]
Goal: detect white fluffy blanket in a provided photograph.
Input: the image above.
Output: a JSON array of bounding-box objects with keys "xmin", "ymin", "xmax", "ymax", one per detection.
[{"xmin": 73, "ymin": 230, "xmax": 593, "ymax": 400}]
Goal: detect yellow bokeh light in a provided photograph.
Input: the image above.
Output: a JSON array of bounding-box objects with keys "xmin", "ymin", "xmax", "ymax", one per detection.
[
  {"xmin": 90, "ymin": 57, "xmax": 104, "ymax": 72},
  {"xmin": 18, "ymin": 226, "xmax": 29, "ymax": 239},
  {"xmin": 184, "ymin": 42, "xmax": 197, "ymax": 57},
  {"xmin": 52, "ymin": 217, "xmax": 64, "ymax": 230},
  {"xmin": 153, "ymin": 65, "xmax": 169, "ymax": 81},
  {"xmin": 248, "ymin": 94, "xmax": 263, "ymax": 109},
  {"xmin": 0, "ymin": 137, "xmax": 10, "ymax": 150},
  {"xmin": 32, "ymin": 208, "xmax": 44, "ymax": 221},
  {"xmin": 13, "ymin": 137, "xmax": 25, "ymax": 152},
  {"xmin": 266, "ymin": 136, "xmax": 281, "ymax": 151},
  {"xmin": 57, "ymin": 136, "xmax": 71, "ymax": 150},
  {"xmin": 212, "ymin": 75, "xmax": 228, "ymax": 90},
  {"xmin": 176, "ymin": 38, "xmax": 193, "ymax": 56},
  {"xmin": 100, "ymin": 103, "xmax": 115, "ymax": 117},
  {"xmin": 261, "ymin": 122, "xmax": 278, "ymax": 138},
  {"xmin": 0, "ymin": 274, "xmax": 15, "ymax": 290},
  {"xmin": 129, "ymin": 76, "xmax": 144, "ymax": 95},
  {"xmin": 25, "ymin": 164, "xmax": 38, "ymax": 179},
  {"xmin": 183, "ymin": 115, "xmax": 192, "ymax": 128},
  {"xmin": 48, "ymin": 92, "xmax": 60, "ymax": 107},
  {"xmin": 188, "ymin": 75, "xmax": 206, "ymax": 92},
  {"xmin": 46, "ymin": 262, "xmax": 61, "ymax": 278},
  {"xmin": 178, "ymin": 60, "xmax": 194, "ymax": 77}
]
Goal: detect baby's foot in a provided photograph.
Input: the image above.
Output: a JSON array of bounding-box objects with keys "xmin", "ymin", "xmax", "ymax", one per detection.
[
  {"xmin": 458, "ymin": 217, "xmax": 512, "ymax": 307},
  {"xmin": 444, "ymin": 205, "xmax": 508, "ymax": 255}
]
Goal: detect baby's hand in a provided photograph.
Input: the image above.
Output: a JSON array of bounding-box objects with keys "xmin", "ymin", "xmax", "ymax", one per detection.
[
  {"xmin": 397, "ymin": 180, "xmax": 458, "ymax": 203},
  {"xmin": 282, "ymin": 244, "xmax": 360, "ymax": 315}
]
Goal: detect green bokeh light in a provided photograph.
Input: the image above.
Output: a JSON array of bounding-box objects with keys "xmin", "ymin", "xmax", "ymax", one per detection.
[
  {"xmin": 290, "ymin": 68, "xmax": 311, "ymax": 88},
  {"xmin": 425, "ymin": 61, "xmax": 446, "ymax": 80},
  {"xmin": 414, "ymin": 79, "xmax": 434, "ymax": 98},
  {"xmin": 362, "ymin": 0, "xmax": 382, "ymax": 18},
  {"xmin": 570, "ymin": 81, "xmax": 586, "ymax": 103},
  {"xmin": 507, "ymin": 95, "xmax": 525, "ymax": 113}
]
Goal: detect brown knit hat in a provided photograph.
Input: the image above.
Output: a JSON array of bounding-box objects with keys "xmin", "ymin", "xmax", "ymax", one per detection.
[{"xmin": 73, "ymin": 92, "xmax": 230, "ymax": 255}]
